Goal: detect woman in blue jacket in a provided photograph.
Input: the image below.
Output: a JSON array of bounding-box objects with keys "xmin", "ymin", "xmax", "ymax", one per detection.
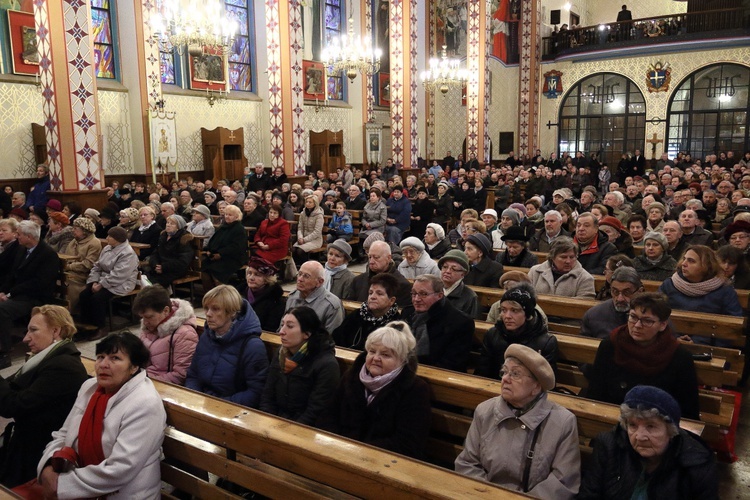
[{"xmin": 186, "ymin": 285, "xmax": 269, "ymax": 408}]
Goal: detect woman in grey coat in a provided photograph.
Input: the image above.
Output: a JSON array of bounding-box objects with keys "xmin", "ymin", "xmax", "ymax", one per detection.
[
  {"xmin": 359, "ymin": 188, "xmax": 387, "ymax": 239},
  {"xmin": 324, "ymin": 240, "xmax": 355, "ymax": 299}
]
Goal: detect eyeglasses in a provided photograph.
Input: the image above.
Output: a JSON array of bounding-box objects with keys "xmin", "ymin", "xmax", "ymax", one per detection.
[
  {"xmin": 610, "ymin": 287, "xmax": 636, "ymax": 298},
  {"xmin": 729, "ymin": 233, "xmax": 750, "ymax": 241},
  {"xmin": 441, "ymin": 265, "xmax": 465, "ymax": 273},
  {"xmin": 410, "ymin": 291, "xmax": 438, "ymax": 299},
  {"xmin": 499, "ymin": 366, "xmax": 533, "ymax": 382},
  {"xmin": 627, "ymin": 312, "xmax": 658, "ymax": 327}
]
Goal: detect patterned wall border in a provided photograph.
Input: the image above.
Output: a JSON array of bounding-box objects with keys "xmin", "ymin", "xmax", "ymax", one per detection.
[
  {"xmin": 483, "ymin": 3, "xmax": 492, "ymax": 162},
  {"xmin": 518, "ymin": 0, "xmax": 533, "ymax": 156},
  {"xmin": 427, "ymin": 0, "xmax": 435, "ymax": 159},
  {"xmin": 466, "ymin": 0, "xmax": 480, "ymax": 157},
  {"xmin": 266, "ymin": 0, "xmax": 284, "ymax": 169},
  {"xmin": 34, "ymin": 0, "xmax": 62, "ymax": 188},
  {"xmin": 409, "ymin": 0, "xmax": 418, "ymax": 165},
  {"xmin": 289, "ymin": 0, "xmax": 305, "ymax": 175},
  {"xmin": 389, "ymin": 0, "xmax": 405, "ymax": 166},
  {"xmin": 365, "ymin": 0, "xmax": 374, "ymax": 123},
  {"xmin": 141, "ymin": 0, "xmax": 162, "ymax": 106}
]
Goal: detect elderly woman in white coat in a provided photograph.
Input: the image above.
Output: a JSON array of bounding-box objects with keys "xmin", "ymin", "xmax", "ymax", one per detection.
[
  {"xmin": 455, "ymin": 344, "xmax": 580, "ymax": 498},
  {"xmin": 397, "ymin": 237, "xmax": 440, "ymax": 279},
  {"xmin": 292, "ymin": 194, "xmax": 324, "ymax": 267},
  {"xmin": 37, "ymin": 332, "xmax": 166, "ymax": 499},
  {"xmin": 528, "ymin": 236, "xmax": 595, "ymax": 299}
]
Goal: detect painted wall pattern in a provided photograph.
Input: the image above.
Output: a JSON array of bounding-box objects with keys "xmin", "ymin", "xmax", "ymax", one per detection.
[
  {"xmin": 487, "ymin": 59, "xmax": 519, "ymax": 158},
  {"xmin": 141, "ymin": 0, "xmax": 163, "ymax": 106},
  {"xmin": 538, "ymin": 47, "xmax": 750, "ymax": 157},
  {"xmin": 289, "ymin": 0, "xmax": 305, "ymax": 175},
  {"xmin": 409, "ymin": 0, "xmax": 419, "ymax": 166},
  {"xmin": 426, "ymin": 0, "xmax": 436, "ymax": 159},
  {"xmin": 0, "ymin": 83, "xmax": 45, "ymax": 179},
  {"xmin": 265, "ymin": 0, "xmax": 284, "ymax": 168},
  {"xmin": 63, "ymin": 0, "xmax": 102, "ymax": 189},
  {"xmin": 389, "ymin": 0, "xmax": 405, "ymax": 166},
  {"xmin": 365, "ymin": 0, "xmax": 375, "ymax": 123},
  {"xmin": 98, "ymin": 91, "xmax": 134, "ymax": 175},
  {"xmin": 303, "ymin": 105, "xmax": 354, "ymax": 165},
  {"xmin": 465, "ymin": 0, "xmax": 481, "ymax": 157},
  {"xmin": 434, "ymin": 87, "xmax": 464, "ymax": 157}
]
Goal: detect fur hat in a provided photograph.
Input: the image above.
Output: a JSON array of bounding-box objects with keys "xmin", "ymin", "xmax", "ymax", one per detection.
[
  {"xmin": 191, "ymin": 204, "xmax": 211, "ymax": 219},
  {"xmin": 120, "ymin": 207, "xmax": 139, "ymax": 221},
  {"xmin": 498, "ymin": 270, "xmax": 531, "ymax": 288},
  {"xmin": 623, "ymin": 385, "xmax": 681, "ymax": 426},
  {"xmin": 363, "ymin": 231, "xmax": 385, "ymax": 252},
  {"xmin": 426, "ymin": 223, "xmax": 445, "ymax": 240},
  {"xmin": 399, "ymin": 237, "xmax": 425, "ymax": 253},
  {"xmin": 48, "ymin": 211, "xmax": 69, "ymax": 226},
  {"xmin": 107, "ymin": 226, "xmax": 128, "ymax": 243},
  {"xmin": 505, "ymin": 343, "xmax": 555, "ymax": 391},
  {"xmin": 246, "ymin": 256, "xmax": 278, "ymax": 276},
  {"xmin": 501, "ymin": 208, "xmax": 520, "ymax": 226},
  {"xmin": 643, "ymin": 231, "xmax": 668, "ymax": 252},
  {"xmin": 438, "ymin": 249, "xmax": 470, "ymax": 273},
  {"xmin": 9, "ymin": 208, "xmax": 27, "ymax": 220},
  {"xmin": 647, "ymin": 202, "xmax": 666, "ymax": 216},
  {"xmin": 501, "ymin": 283, "xmax": 537, "ymax": 318},
  {"xmin": 73, "ymin": 216, "xmax": 96, "ymax": 234},
  {"xmin": 725, "ymin": 220, "xmax": 750, "ymax": 239}
]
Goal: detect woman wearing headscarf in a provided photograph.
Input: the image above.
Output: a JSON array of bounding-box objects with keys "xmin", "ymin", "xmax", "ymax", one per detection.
[
  {"xmin": 476, "ymin": 283, "xmax": 557, "ymax": 382},
  {"xmin": 455, "ymin": 344, "xmax": 580, "ymax": 498},
  {"xmin": 318, "ymin": 322, "xmax": 431, "ymax": 459},
  {"xmin": 44, "ymin": 212, "xmax": 74, "ymax": 253},
  {"xmin": 0, "ymin": 306, "xmax": 87, "ymax": 488},
  {"xmin": 147, "ymin": 214, "xmax": 194, "ymax": 288},
  {"xmin": 586, "ymin": 293, "xmax": 700, "ymax": 420},
  {"xmin": 633, "ymin": 232, "xmax": 677, "ymax": 282},
  {"xmin": 333, "ymin": 273, "xmax": 401, "ymax": 351},
  {"xmin": 579, "ymin": 386, "xmax": 717, "ymax": 499},
  {"xmin": 423, "ymin": 223, "xmax": 451, "ymax": 260},
  {"xmin": 261, "ymin": 306, "xmax": 340, "ymax": 425}
]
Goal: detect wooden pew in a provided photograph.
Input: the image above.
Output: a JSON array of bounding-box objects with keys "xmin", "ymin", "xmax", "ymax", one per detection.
[{"xmin": 79, "ymin": 358, "xmax": 523, "ymax": 499}]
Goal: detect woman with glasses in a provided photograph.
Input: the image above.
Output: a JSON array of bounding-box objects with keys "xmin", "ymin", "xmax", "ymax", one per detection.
[
  {"xmin": 585, "ymin": 292, "xmax": 700, "ymax": 420},
  {"xmin": 475, "ymin": 284, "xmax": 557, "ymax": 380},
  {"xmin": 456, "ymin": 344, "xmax": 580, "ymax": 497},
  {"xmin": 657, "ymin": 245, "xmax": 742, "ymax": 346}
]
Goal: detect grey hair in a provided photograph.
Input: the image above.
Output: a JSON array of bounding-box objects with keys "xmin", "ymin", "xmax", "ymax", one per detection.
[
  {"xmin": 414, "ymin": 273, "xmax": 444, "ymax": 293},
  {"xmin": 365, "ymin": 321, "xmax": 416, "ymax": 365},
  {"xmin": 608, "ymin": 191, "xmax": 625, "ymax": 204},
  {"xmin": 0, "ymin": 218, "xmax": 18, "ymax": 231},
  {"xmin": 161, "ymin": 202, "xmax": 175, "ymax": 211},
  {"xmin": 685, "ymin": 199, "xmax": 704, "ymax": 210},
  {"xmin": 619, "ymin": 404, "xmax": 679, "ymax": 438},
  {"xmin": 544, "ymin": 210, "xmax": 562, "ymax": 221},
  {"xmin": 13, "ymin": 192, "xmax": 26, "ymax": 202},
  {"xmin": 611, "ymin": 267, "xmax": 643, "ymax": 288},
  {"xmin": 547, "ymin": 236, "xmax": 579, "ymax": 260},
  {"xmin": 17, "ymin": 220, "xmax": 40, "ymax": 241}
]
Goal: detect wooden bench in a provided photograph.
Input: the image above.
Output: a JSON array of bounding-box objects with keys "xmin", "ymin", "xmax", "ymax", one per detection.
[{"xmin": 79, "ymin": 358, "xmax": 522, "ymax": 499}]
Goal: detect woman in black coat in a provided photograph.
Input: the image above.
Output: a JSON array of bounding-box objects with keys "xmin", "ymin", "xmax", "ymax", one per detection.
[
  {"xmin": 317, "ymin": 322, "xmax": 432, "ymax": 459},
  {"xmin": 243, "ymin": 257, "xmax": 287, "ymax": 332},
  {"xmin": 202, "ymin": 205, "xmax": 248, "ymax": 288},
  {"xmin": 433, "ymin": 183, "xmax": 453, "ymax": 227},
  {"xmin": 0, "ymin": 306, "xmax": 88, "ymax": 488},
  {"xmin": 408, "ymin": 188, "xmax": 435, "ymax": 239},
  {"xmin": 260, "ymin": 307, "xmax": 340, "ymax": 425},
  {"xmin": 147, "ymin": 215, "xmax": 194, "ymax": 288},
  {"xmin": 463, "ymin": 233, "xmax": 504, "ymax": 289},
  {"xmin": 130, "ymin": 206, "xmax": 162, "ymax": 260}
]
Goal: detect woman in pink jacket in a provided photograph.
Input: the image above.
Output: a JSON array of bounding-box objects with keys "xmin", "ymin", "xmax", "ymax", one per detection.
[{"xmin": 133, "ymin": 285, "xmax": 198, "ymax": 385}]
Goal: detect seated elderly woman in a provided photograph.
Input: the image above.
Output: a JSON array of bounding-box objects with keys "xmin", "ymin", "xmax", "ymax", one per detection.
[
  {"xmin": 658, "ymin": 245, "xmax": 742, "ymax": 346},
  {"xmin": 134, "ymin": 285, "xmax": 198, "ymax": 385},
  {"xmin": 129, "ymin": 206, "xmax": 161, "ymax": 260},
  {"xmin": 528, "ymin": 236, "xmax": 595, "ymax": 299},
  {"xmin": 324, "ymin": 240, "xmax": 354, "ymax": 299},
  {"xmin": 147, "ymin": 214, "xmax": 194, "ymax": 288},
  {"xmin": 586, "ymin": 292, "xmax": 700, "ymax": 419},
  {"xmin": 37, "ymin": 332, "xmax": 166, "ymax": 499},
  {"xmin": 423, "ymin": 223, "xmax": 450, "ymax": 260},
  {"xmin": 202, "ymin": 205, "xmax": 247, "ymax": 291},
  {"xmin": 579, "ymin": 386, "xmax": 717, "ymax": 499},
  {"xmin": 455, "ymin": 344, "xmax": 580, "ymax": 498},
  {"xmin": 475, "ymin": 284, "xmax": 557, "ymax": 380},
  {"xmin": 44, "ymin": 212, "xmax": 74, "ymax": 253},
  {"xmin": 718, "ymin": 245, "xmax": 750, "ymax": 289},
  {"xmin": 360, "ymin": 187, "xmax": 388, "ymax": 240},
  {"xmin": 485, "ymin": 271, "xmax": 550, "ymax": 325},
  {"xmin": 245, "ymin": 257, "xmax": 287, "ymax": 331},
  {"xmin": 78, "ymin": 226, "xmax": 139, "ymax": 339},
  {"xmin": 292, "ymin": 194, "xmax": 325, "ymax": 267},
  {"xmin": 397, "ymin": 237, "xmax": 440, "ymax": 279},
  {"xmin": 186, "ymin": 285, "xmax": 269, "ymax": 408},
  {"xmin": 463, "ymin": 233, "xmax": 504, "ymax": 288},
  {"xmin": 117, "ymin": 207, "xmax": 140, "ymax": 240},
  {"xmin": 261, "ymin": 306, "xmax": 340, "ymax": 425},
  {"xmin": 0, "ymin": 306, "xmax": 87, "ymax": 488},
  {"xmin": 62, "ymin": 217, "xmax": 102, "ymax": 314},
  {"xmin": 599, "ymin": 216, "xmax": 635, "ymax": 258},
  {"xmin": 333, "ymin": 273, "xmax": 401, "ymax": 351},
  {"xmin": 633, "ymin": 232, "xmax": 677, "ymax": 282},
  {"xmin": 317, "ymin": 321, "xmax": 432, "ymax": 459},
  {"xmin": 496, "ymin": 225, "xmax": 538, "ymax": 268}
]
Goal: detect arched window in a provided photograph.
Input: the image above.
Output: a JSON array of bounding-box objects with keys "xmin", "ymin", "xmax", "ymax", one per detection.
[
  {"xmin": 558, "ymin": 73, "xmax": 645, "ymax": 167},
  {"xmin": 666, "ymin": 63, "xmax": 750, "ymax": 161},
  {"xmin": 91, "ymin": 0, "xmax": 117, "ymax": 79}
]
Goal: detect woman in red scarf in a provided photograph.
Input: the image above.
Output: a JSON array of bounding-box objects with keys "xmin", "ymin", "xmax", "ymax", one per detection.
[
  {"xmin": 585, "ymin": 293, "xmax": 700, "ymax": 420},
  {"xmin": 37, "ymin": 332, "xmax": 166, "ymax": 499}
]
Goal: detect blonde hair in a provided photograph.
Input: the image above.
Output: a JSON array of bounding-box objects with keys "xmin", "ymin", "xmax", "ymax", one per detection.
[
  {"xmin": 224, "ymin": 205, "xmax": 242, "ymax": 219},
  {"xmin": 202, "ymin": 284, "xmax": 243, "ymax": 318},
  {"xmin": 31, "ymin": 305, "xmax": 76, "ymax": 340},
  {"xmin": 138, "ymin": 205, "xmax": 155, "ymax": 217},
  {"xmin": 365, "ymin": 321, "xmax": 416, "ymax": 365}
]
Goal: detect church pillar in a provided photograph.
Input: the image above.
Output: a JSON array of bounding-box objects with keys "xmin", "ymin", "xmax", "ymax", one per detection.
[
  {"xmin": 35, "ymin": 0, "xmax": 103, "ymax": 190},
  {"xmin": 517, "ymin": 0, "xmax": 541, "ymax": 157},
  {"xmin": 389, "ymin": 0, "xmax": 417, "ymax": 168},
  {"xmin": 466, "ymin": 0, "xmax": 488, "ymax": 160}
]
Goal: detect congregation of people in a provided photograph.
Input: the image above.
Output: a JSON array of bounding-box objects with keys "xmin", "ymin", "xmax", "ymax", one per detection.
[{"xmin": 4, "ymin": 147, "xmax": 748, "ymax": 497}]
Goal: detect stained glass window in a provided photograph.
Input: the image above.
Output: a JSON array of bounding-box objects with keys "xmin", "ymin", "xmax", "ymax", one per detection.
[
  {"xmin": 324, "ymin": 0, "xmax": 343, "ymax": 100},
  {"xmin": 90, "ymin": 0, "xmax": 115, "ymax": 78},
  {"xmin": 226, "ymin": 0, "xmax": 252, "ymax": 92},
  {"xmin": 159, "ymin": 39, "xmax": 175, "ymax": 84}
]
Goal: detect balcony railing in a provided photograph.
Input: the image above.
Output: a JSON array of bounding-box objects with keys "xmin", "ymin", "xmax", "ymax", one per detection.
[{"xmin": 542, "ymin": 7, "xmax": 750, "ymax": 59}]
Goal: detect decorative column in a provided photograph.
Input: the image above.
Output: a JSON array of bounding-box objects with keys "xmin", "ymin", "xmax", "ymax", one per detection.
[
  {"xmin": 289, "ymin": 0, "xmax": 306, "ymax": 175},
  {"xmin": 363, "ymin": 0, "xmax": 375, "ymax": 124},
  {"xmin": 389, "ymin": 0, "xmax": 417, "ymax": 168},
  {"xmin": 426, "ymin": 0, "xmax": 436, "ymax": 160},
  {"xmin": 466, "ymin": 0, "xmax": 488, "ymax": 160},
  {"xmin": 35, "ymin": 0, "xmax": 102, "ymax": 190},
  {"xmin": 517, "ymin": 0, "xmax": 541, "ymax": 157}
]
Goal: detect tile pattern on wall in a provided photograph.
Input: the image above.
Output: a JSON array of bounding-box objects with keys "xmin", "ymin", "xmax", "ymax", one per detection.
[
  {"xmin": 434, "ymin": 86, "xmax": 464, "ymax": 158},
  {"xmin": 141, "ymin": 0, "xmax": 163, "ymax": 105},
  {"xmin": 98, "ymin": 91, "xmax": 133, "ymax": 174},
  {"xmin": 366, "ymin": 0, "xmax": 374, "ymax": 123},
  {"xmin": 303, "ymin": 106, "xmax": 354, "ymax": 165},
  {"xmin": 427, "ymin": 0, "xmax": 435, "ymax": 159},
  {"xmin": 409, "ymin": 0, "xmax": 419, "ymax": 166},
  {"xmin": 389, "ymin": 0, "xmax": 405, "ymax": 166},
  {"xmin": 0, "ymin": 83, "xmax": 46, "ymax": 179},
  {"xmin": 486, "ymin": 59, "xmax": 519, "ymax": 158},
  {"xmin": 289, "ymin": 0, "xmax": 306, "ymax": 175},
  {"xmin": 466, "ymin": 0, "xmax": 480, "ymax": 157},
  {"xmin": 266, "ymin": 0, "xmax": 284, "ymax": 168},
  {"xmin": 63, "ymin": 0, "xmax": 102, "ymax": 189}
]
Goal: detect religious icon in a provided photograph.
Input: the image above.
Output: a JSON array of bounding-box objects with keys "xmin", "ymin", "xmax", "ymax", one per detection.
[
  {"xmin": 21, "ymin": 25, "xmax": 38, "ymax": 64},
  {"xmin": 646, "ymin": 62, "xmax": 671, "ymax": 93},
  {"xmin": 8, "ymin": 10, "xmax": 38, "ymax": 75},
  {"xmin": 543, "ymin": 70, "xmax": 564, "ymax": 99},
  {"xmin": 302, "ymin": 60, "xmax": 326, "ymax": 100},
  {"xmin": 370, "ymin": 134, "xmax": 380, "ymax": 152}
]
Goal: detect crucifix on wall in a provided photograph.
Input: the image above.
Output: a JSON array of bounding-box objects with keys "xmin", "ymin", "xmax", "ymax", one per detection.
[{"xmin": 646, "ymin": 133, "xmax": 663, "ymax": 159}]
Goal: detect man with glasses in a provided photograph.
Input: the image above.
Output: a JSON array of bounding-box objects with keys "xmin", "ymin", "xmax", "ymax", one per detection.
[
  {"xmin": 402, "ymin": 274, "xmax": 474, "ymax": 373},
  {"xmin": 285, "ymin": 261, "xmax": 344, "ymax": 333},
  {"xmin": 344, "ymin": 184, "xmax": 366, "ymax": 211},
  {"xmin": 581, "ymin": 267, "xmax": 644, "ymax": 339},
  {"xmin": 725, "ymin": 220, "xmax": 750, "ymax": 253},
  {"xmin": 437, "ymin": 249, "xmax": 478, "ymax": 318}
]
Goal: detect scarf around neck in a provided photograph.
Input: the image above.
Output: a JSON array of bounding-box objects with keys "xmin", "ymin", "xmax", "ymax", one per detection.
[
  {"xmin": 359, "ymin": 362, "xmax": 404, "ymax": 405},
  {"xmin": 610, "ymin": 324, "xmax": 678, "ymax": 376},
  {"xmin": 359, "ymin": 301, "xmax": 399, "ymax": 325},
  {"xmin": 670, "ymin": 271, "xmax": 725, "ymax": 297},
  {"xmin": 78, "ymin": 386, "xmax": 115, "ymax": 467},
  {"xmin": 324, "ymin": 263, "xmax": 348, "ymax": 291},
  {"xmin": 280, "ymin": 341, "xmax": 309, "ymax": 374}
]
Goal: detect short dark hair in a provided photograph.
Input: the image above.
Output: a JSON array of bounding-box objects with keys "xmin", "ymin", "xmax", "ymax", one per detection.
[
  {"xmin": 284, "ymin": 306, "xmax": 331, "ymax": 353},
  {"xmin": 96, "ymin": 331, "xmax": 151, "ymax": 369},
  {"xmin": 370, "ymin": 272, "xmax": 400, "ymax": 298},
  {"xmin": 629, "ymin": 292, "xmax": 672, "ymax": 322},
  {"xmin": 627, "ymin": 214, "xmax": 646, "ymax": 229},
  {"xmin": 132, "ymin": 285, "xmax": 172, "ymax": 316}
]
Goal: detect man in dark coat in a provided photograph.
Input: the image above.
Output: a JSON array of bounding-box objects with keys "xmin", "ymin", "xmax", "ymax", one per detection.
[
  {"xmin": 0, "ymin": 221, "xmax": 60, "ymax": 367},
  {"xmin": 247, "ymin": 163, "xmax": 271, "ymax": 193},
  {"xmin": 574, "ymin": 213, "xmax": 618, "ymax": 275},
  {"xmin": 402, "ymin": 274, "xmax": 475, "ymax": 373},
  {"xmin": 581, "ymin": 267, "xmax": 644, "ymax": 339},
  {"xmin": 345, "ymin": 241, "xmax": 412, "ymax": 307}
]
